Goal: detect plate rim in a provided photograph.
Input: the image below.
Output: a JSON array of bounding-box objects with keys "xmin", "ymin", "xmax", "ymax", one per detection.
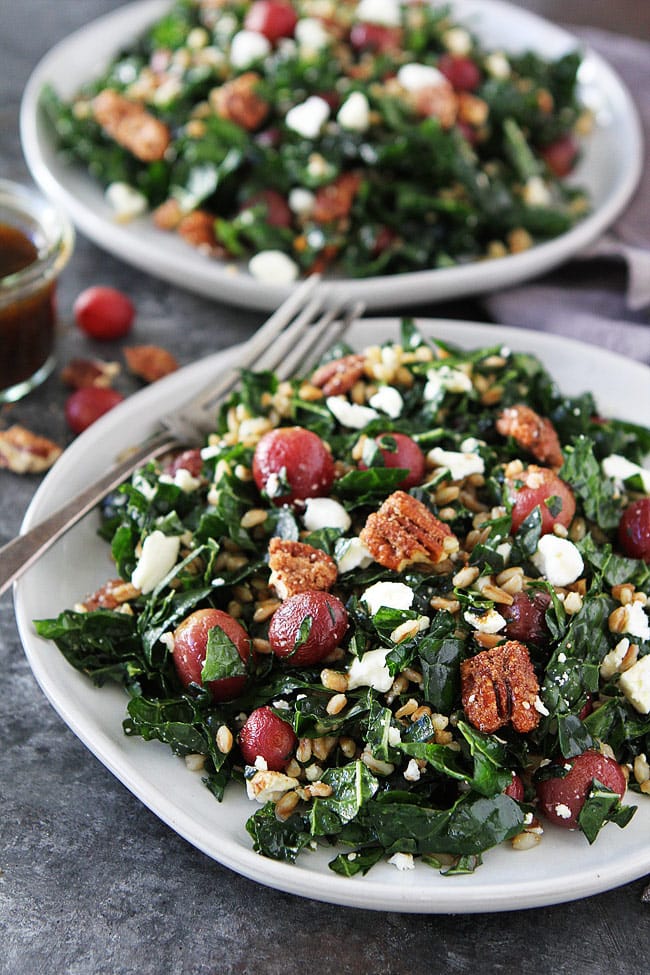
[
  {"xmin": 13, "ymin": 317, "xmax": 650, "ymax": 913},
  {"xmin": 19, "ymin": 0, "xmax": 645, "ymax": 311}
]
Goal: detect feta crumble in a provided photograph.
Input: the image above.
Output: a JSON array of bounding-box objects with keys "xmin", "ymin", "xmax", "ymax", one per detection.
[
  {"xmin": 131, "ymin": 531, "xmax": 181, "ymax": 594},
  {"xmin": 531, "ymin": 535, "xmax": 584, "ymax": 587},
  {"xmin": 361, "ymin": 580, "xmax": 414, "ymax": 615}
]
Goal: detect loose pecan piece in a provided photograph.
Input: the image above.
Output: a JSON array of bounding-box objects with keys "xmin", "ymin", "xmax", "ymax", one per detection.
[
  {"xmin": 209, "ymin": 72, "xmax": 269, "ymax": 130},
  {"xmin": 92, "ymin": 89, "xmax": 170, "ymax": 162},
  {"xmin": 412, "ymin": 83, "xmax": 458, "ymax": 128},
  {"xmin": 176, "ymin": 210, "xmax": 224, "ymax": 257},
  {"xmin": 496, "ymin": 404, "xmax": 563, "ymax": 468},
  {"xmin": 124, "ymin": 345, "xmax": 179, "ymax": 383},
  {"xmin": 461, "ymin": 640, "xmax": 541, "ymax": 734},
  {"xmin": 79, "ymin": 578, "xmax": 141, "ymax": 612},
  {"xmin": 153, "ymin": 198, "xmax": 184, "ymax": 231},
  {"xmin": 268, "ymin": 537, "xmax": 338, "ymax": 599},
  {"xmin": 60, "ymin": 357, "xmax": 120, "ymax": 389},
  {"xmin": 310, "ymin": 354, "xmax": 366, "ymax": 397},
  {"xmin": 312, "ymin": 173, "xmax": 362, "ymax": 224},
  {"xmin": 0, "ymin": 425, "xmax": 62, "ymax": 474},
  {"xmin": 359, "ymin": 490, "xmax": 459, "ymax": 572}
]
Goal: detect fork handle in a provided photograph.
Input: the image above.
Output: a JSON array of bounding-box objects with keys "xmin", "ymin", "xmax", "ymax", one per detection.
[{"xmin": 0, "ymin": 429, "xmax": 181, "ymax": 599}]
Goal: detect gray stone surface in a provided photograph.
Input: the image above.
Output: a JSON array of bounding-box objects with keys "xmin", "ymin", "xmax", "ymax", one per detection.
[{"xmin": 1, "ymin": 4, "xmax": 649, "ymax": 973}]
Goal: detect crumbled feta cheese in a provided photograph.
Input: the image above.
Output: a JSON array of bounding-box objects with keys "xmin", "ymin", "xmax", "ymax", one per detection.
[
  {"xmin": 335, "ymin": 536, "xmax": 374, "ymax": 574},
  {"xmin": 131, "ymin": 530, "xmax": 181, "ymax": 594},
  {"xmin": 245, "ymin": 769, "xmax": 299, "ymax": 803},
  {"xmin": 534, "ymin": 695, "xmax": 550, "ymax": 716},
  {"xmin": 356, "ymin": 0, "xmax": 401, "ymax": 27},
  {"xmin": 423, "ymin": 365, "xmax": 473, "ymax": 400},
  {"xmin": 248, "ymin": 250, "xmax": 299, "ymax": 284},
  {"xmin": 288, "ymin": 187, "xmax": 316, "ymax": 217},
  {"xmin": 496, "ymin": 542, "xmax": 512, "ymax": 564},
  {"xmin": 159, "ymin": 468, "xmax": 201, "ymax": 493},
  {"xmin": 602, "ymin": 454, "xmax": 650, "ymax": 493},
  {"xmin": 105, "ymin": 182, "xmax": 147, "ymax": 221},
  {"xmin": 484, "ymin": 51, "xmax": 511, "ymax": 79},
  {"xmin": 229, "ymin": 29, "xmax": 271, "ymax": 69},
  {"xmin": 464, "ymin": 608, "xmax": 507, "ymax": 634},
  {"xmin": 368, "ymin": 385, "xmax": 404, "ymax": 418},
  {"xmin": 404, "ymin": 758, "xmax": 421, "ymax": 782},
  {"xmin": 397, "ymin": 62, "xmax": 447, "ymax": 92},
  {"xmin": 272, "ymin": 699, "xmax": 290, "ymax": 710},
  {"xmin": 285, "ymin": 95, "xmax": 331, "ymax": 138},
  {"xmin": 554, "ymin": 803, "xmax": 572, "ymax": 820},
  {"xmin": 347, "ymin": 647, "xmax": 393, "ymax": 692},
  {"xmin": 388, "ymin": 852, "xmax": 415, "ymax": 871},
  {"xmin": 522, "ymin": 175, "xmax": 552, "ymax": 207},
  {"xmin": 326, "ymin": 395, "xmax": 380, "ymax": 428},
  {"xmin": 295, "ymin": 17, "xmax": 330, "ymax": 51},
  {"xmin": 531, "ymin": 535, "xmax": 584, "ymax": 587},
  {"xmin": 619, "ymin": 602, "xmax": 650, "ymax": 641},
  {"xmin": 159, "ymin": 632, "xmax": 175, "ymax": 652},
  {"xmin": 361, "ymin": 580, "xmax": 414, "ymax": 615},
  {"xmin": 132, "ymin": 473, "xmax": 157, "ymax": 501},
  {"xmin": 619, "ymin": 655, "xmax": 650, "ymax": 714},
  {"xmin": 442, "ymin": 27, "xmax": 472, "ymax": 55},
  {"xmin": 254, "ymin": 755, "xmax": 268, "ymax": 771},
  {"xmin": 303, "ymin": 496, "xmax": 351, "ymax": 532},
  {"xmin": 600, "ymin": 638, "xmax": 630, "ymax": 680},
  {"xmin": 337, "ymin": 91, "xmax": 371, "ymax": 132},
  {"xmin": 427, "ymin": 446, "xmax": 485, "ymax": 481},
  {"xmin": 388, "ymin": 726, "xmax": 402, "ymax": 746}
]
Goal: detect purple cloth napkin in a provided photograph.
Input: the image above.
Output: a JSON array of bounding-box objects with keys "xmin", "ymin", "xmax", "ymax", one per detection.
[{"xmin": 485, "ymin": 27, "xmax": 650, "ymax": 365}]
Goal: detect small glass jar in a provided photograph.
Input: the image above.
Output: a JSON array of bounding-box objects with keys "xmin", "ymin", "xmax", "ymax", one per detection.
[{"xmin": 0, "ymin": 179, "xmax": 74, "ymax": 403}]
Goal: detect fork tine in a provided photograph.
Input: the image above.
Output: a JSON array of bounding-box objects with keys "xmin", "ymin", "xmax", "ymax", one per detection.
[
  {"xmin": 280, "ymin": 299, "xmax": 366, "ymax": 379},
  {"xmin": 176, "ymin": 275, "xmax": 322, "ymax": 418}
]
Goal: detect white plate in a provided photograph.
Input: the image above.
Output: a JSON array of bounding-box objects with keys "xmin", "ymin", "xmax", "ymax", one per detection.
[
  {"xmin": 14, "ymin": 319, "xmax": 650, "ymax": 913},
  {"xmin": 20, "ymin": 0, "xmax": 643, "ymax": 311}
]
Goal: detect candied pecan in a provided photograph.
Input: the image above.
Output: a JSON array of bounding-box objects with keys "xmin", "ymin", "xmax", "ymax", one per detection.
[
  {"xmin": 457, "ymin": 92, "xmax": 489, "ymax": 127},
  {"xmin": 0, "ymin": 425, "xmax": 62, "ymax": 474},
  {"xmin": 80, "ymin": 578, "xmax": 141, "ymax": 612},
  {"xmin": 461, "ymin": 640, "xmax": 541, "ymax": 734},
  {"xmin": 310, "ymin": 354, "xmax": 366, "ymax": 397},
  {"xmin": 412, "ymin": 83, "xmax": 458, "ymax": 128},
  {"xmin": 177, "ymin": 210, "xmax": 224, "ymax": 256},
  {"xmin": 209, "ymin": 72, "xmax": 269, "ymax": 130},
  {"xmin": 153, "ymin": 198, "xmax": 184, "ymax": 231},
  {"xmin": 92, "ymin": 89, "xmax": 170, "ymax": 162},
  {"xmin": 60, "ymin": 357, "xmax": 120, "ymax": 389},
  {"xmin": 496, "ymin": 404, "xmax": 563, "ymax": 468},
  {"xmin": 359, "ymin": 490, "xmax": 458, "ymax": 572},
  {"xmin": 124, "ymin": 345, "xmax": 179, "ymax": 383},
  {"xmin": 312, "ymin": 173, "xmax": 362, "ymax": 224},
  {"xmin": 268, "ymin": 537, "xmax": 338, "ymax": 599}
]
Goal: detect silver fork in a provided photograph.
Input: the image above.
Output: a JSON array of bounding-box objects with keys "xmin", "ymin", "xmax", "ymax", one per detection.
[{"xmin": 0, "ymin": 276, "xmax": 364, "ymax": 597}]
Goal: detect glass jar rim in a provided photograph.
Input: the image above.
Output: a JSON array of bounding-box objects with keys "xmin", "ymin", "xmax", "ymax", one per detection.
[{"xmin": 0, "ymin": 178, "xmax": 74, "ymax": 299}]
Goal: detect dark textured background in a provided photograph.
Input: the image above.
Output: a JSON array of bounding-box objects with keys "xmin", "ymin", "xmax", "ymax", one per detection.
[{"xmin": 1, "ymin": 4, "xmax": 649, "ymax": 973}]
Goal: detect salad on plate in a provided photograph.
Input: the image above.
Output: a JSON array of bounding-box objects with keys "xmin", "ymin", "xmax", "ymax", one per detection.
[
  {"xmin": 36, "ymin": 319, "xmax": 650, "ymax": 877},
  {"xmin": 41, "ymin": 0, "xmax": 591, "ymax": 284}
]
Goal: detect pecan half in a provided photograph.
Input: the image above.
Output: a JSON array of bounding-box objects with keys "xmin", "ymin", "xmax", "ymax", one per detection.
[
  {"xmin": 412, "ymin": 83, "xmax": 458, "ymax": 128},
  {"xmin": 80, "ymin": 578, "xmax": 141, "ymax": 612},
  {"xmin": 312, "ymin": 173, "xmax": 362, "ymax": 224},
  {"xmin": 268, "ymin": 537, "xmax": 338, "ymax": 599},
  {"xmin": 92, "ymin": 89, "xmax": 170, "ymax": 162},
  {"xmin": 60, "ymin": 357, "xmax": 120, "ymax": 389},
  {"xmin": 496, "ymin": 404, "xmax": 563, "ymax": 468},
  {"xmin": 124, "ymin": 345, "xmax": 179, "ymax": 383},
  {"xmin": 359, "ymin": 490, "xmax": 459, "ymax": 572},
  {"xmin": 310, "ymin": 354, "xmax": 366, "ymax": 396},
  {"xmin": 209, "ymin": 72, "xmax": 269, "ymax": 130},
  {"xmin": 176, "ymin": 210, "xmax": 224, "ymax": 257},
  {"xmin": 0, "ymin": 425, "xmax": 62, "ymax": 474},
  {"xmin": 461, "ymin": 640, "xmax": 541, "ymax": 734}
]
